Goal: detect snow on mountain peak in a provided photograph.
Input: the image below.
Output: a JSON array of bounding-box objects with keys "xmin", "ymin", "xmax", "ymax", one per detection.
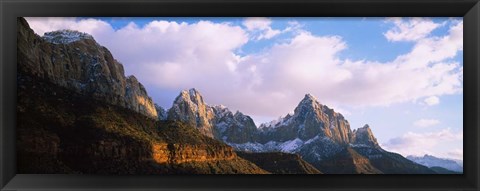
[
  {"xmin": 407, "ymin": 155, "xmax": 463, "ymax": 172},
  {"xmin": 43, "ymin": 30, "xmax": 94, "ymax": 44}
]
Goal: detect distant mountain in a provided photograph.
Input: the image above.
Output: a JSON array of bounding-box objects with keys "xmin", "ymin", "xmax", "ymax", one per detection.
[
  {"xmin": 407, "ymin": 155, "xmax": 463, "ymax": 173},
  {"xmin": 237, "ymin": 152, "xmax": 322, "ymax": 174}
]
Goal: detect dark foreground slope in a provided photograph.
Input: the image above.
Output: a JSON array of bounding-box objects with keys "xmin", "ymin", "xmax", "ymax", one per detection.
[
  {"xmin": 429, "ymin": 167, "xmax": 462, "ymax": 174},
  {"xmin": 17, "ymin": 74, "xmax": 268, "ymax": 174},
  {"xmin": 237, "ymin": 152, "xmax": 322, "ymax": 174},
  {"xmin": 316, "ymin": 147, "xmax": 382, "ymax": 174}
]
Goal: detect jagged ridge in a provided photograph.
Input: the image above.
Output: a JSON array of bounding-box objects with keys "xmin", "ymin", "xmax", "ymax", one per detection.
[{"xmin": 166, "ymin": 88, "xmax": 436, "ymax": 174}]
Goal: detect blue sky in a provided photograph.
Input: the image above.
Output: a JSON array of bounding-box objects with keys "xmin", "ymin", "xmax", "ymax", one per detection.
[{"xmin": 26, "ymin": 17, "xmax": 463, "ymax": 160}]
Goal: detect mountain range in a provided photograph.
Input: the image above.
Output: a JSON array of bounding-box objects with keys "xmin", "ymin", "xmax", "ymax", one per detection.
[
  {"xmin": 165, "ymin": 88, "xmax": 435, "ymax": 174},
  {"xmin": 17, "ymin": 17, "xmax": 457, "ymax": 174},
  {"xmin": 407, "ymin": 155, "xmax": 463, "ymax": 173}
]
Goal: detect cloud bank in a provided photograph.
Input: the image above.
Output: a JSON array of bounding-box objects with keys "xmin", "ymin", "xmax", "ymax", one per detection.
[
  {"xmin": 413, "ymin": 119, "xmax": 440, "ymax": 127},
  {"xmin": 25, "ymin": 17, "xmax": 463, "ymax": 121},
  {"xmin": 382, "ymin": 128, "xmax": 463, "ymax": 160}
]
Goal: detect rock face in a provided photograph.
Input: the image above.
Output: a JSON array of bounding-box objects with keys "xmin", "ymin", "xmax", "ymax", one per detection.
[
  {"xmin": 167, "ymin": 89, "xmax": 216, "ymax": 137},
  {"xmin": 152, "ymin": 143, "xmax": 235, "ymax": 164},
  {"xmin": 213, "ymin": 106, "xmax": 259, "ymax": 143},
  {"xmin": 259, "ymin": 94, "xmax": 352, "ymax": 144},
  {"xmin": 351, "ymin": 124, "xmax": 380, "ymax": 148},
  {"xmin": 167, "ymin": 89, "xmax": 258, "ymax": 142},
  {"xmin": 17, "ymin": 18, "xmax": 157, "ymax": 119},
  {"xmin": 154, "ymin": 104, "xmax": 168, "ymax": 121}
]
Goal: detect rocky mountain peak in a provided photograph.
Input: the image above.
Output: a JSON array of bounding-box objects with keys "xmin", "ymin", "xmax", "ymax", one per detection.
[
  {"xmin": 43, "ymin": 30, "xmax": 95, "ymax": 44},
  {"xmin": 294, "ymin": 94, "xmax": 322, "ymax": 116},
  {"xmin": 351, "ymin": 124, "xmax": 379, "ymax": 147},
  {"xmin": 304, "ymin": 93, "xmax": 317, "ymax": 101},
  {"xmin": 233, "ymin": 111, "xmax": 243, "ymax": 117},
  {"xmin": 168, "ymin": 88, "xmax": 216, "ymax": 137},
  {"xmin": 189, "ymin": 88, "xmax": 201, "ymax": 97},
  {"xmin": 177, "ymin": 88, "xmax": 205, "ymax": 105}
]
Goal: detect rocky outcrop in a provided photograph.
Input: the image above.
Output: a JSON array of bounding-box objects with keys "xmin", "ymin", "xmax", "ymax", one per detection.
[
  {"xmin": 350, "ymin": 124, "xmax": 380, "ymax": 148},
  {"xmin": 154, "ymin": 104, "xmax": 168, "ymax": 120},
  {"xmin": 259, "ymin": 94, "xmax": 352, "ymax": 143},
  {"xmin": 152, "ymin": 143, "xmax": 235, "ymax": 164},
  {"xmin": 17, "ymin": 17, "xmax": 157, "ymax": 119},
  {"xmin": 213, "ymin": 106, "xmax": 259, "ymax": 143},
  {"xmin": 167, "ymin": 89, "xmax": 259, "ymax": 142},
  {"xmin": 167, "ymin": 89, "xmax": 216, "ymax": 137}
]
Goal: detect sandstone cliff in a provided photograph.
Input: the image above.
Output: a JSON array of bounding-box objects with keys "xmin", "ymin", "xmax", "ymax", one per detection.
[
  {"xmin": 167, "ymin": 88, "xmax": 260, "ymax": 142},
  {"xmin": 351, "ymin": 124, "xmax": 380, "ymax": 148},
  {"xmin": 259, "ymin": 94, "xmax": 353, "ymax": 144},
  {"xmin": 17, "ymin": 18, "xmax": 157, "ymax": 119},
  {"xmin": 167, "ymin": 89, "xmax": 216, "ymax": 137}
]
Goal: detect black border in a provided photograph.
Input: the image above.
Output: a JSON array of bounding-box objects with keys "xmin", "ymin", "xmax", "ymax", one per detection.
[{"xmin": 1, "ymin": 0, "xmax": 479, "ymax": 190}]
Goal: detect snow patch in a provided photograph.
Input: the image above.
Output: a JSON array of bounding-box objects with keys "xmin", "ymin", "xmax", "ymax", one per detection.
[
  {"xmin": 279, "ymin": 138, "xmax": 304, "ymax": 153},
  {"xmin": 43, "ymin": 30, "xmax": 94, "ymax": 44}
]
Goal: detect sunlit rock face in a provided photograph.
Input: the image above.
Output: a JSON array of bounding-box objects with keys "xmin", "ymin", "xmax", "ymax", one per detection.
[
  {"xmin": 259, "ymin": 94, "xmax": 352, "ymax": 144},
  {"xmin": 17, "ymin": 18, "xmax": 157, "ymax": 119},
  {"xmin": 152, "ymin": 143, "xmax": 236, "ymax": 164},
  {"xmin": 167, "ymin": 89, "xmax": 217, "ymax": 137},
  {"xmin": 350, "ymin": 124, "xmax": 380, "ymax": 148},
  {"xmin": 167, "ymin": 89, "xmax": 260, "ymax": 142}
]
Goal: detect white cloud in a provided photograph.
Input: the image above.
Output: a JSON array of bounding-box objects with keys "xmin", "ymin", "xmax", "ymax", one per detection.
[
  {"xmin": 243, "ymin": 17, "xmax": 272, "ymax": 31},
  {"xmin": 446, "ymin": 149, "xmax": 463, "ymax": 160},
  {"xmin": 424, "ymin": 96, "xmax": 440, "ymax": 106},
  {"xmin": 243, "ymin": 17, "xmax": 281, "ymax": 40},
  {"xmin": 384, "ymin": 17, "xmax": 442, "ymax": 42},
  {"xmin": 25, "ymin": 17, "xmax": 463, "ymax": 120},
  {"xmin": 242, "ymin": 17, "xmax": 302, "ymax": 41},
  {"xmin": 25, "ymin": 17, "xmax": 114, "ymax": 41},
  {"xmin": 382, "ymin": 128, "xmax": 463, "ymax": 158},
  {"xmin": 413, "ymin": 119, "xmax": 440, "ymax": 127}
]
